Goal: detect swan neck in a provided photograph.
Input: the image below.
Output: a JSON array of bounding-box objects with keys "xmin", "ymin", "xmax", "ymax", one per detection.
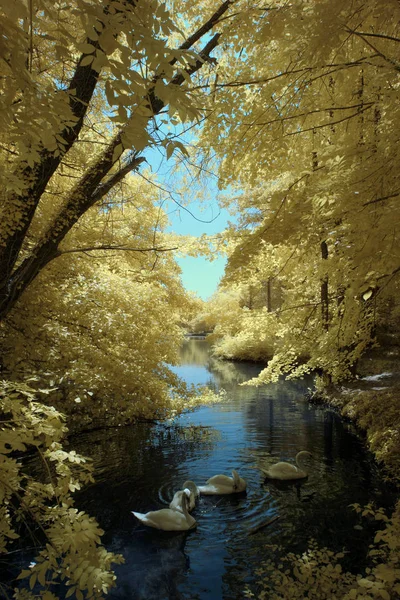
[
  {"xmin": 181, "ymin": 493, "xmax": 189, "ymax": 518},
  {"xmin": 295, "ymin": 453, "xmax": 308, "ymax": 471},
  {"xmin": 232, "ymin": 470, "xmax": 239, "ymax": 488}
]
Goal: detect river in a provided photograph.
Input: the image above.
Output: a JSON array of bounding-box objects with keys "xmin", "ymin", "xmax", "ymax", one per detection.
[{"xmin": 5, "ymin": 338, "xmax": 395, "ymax": 599}]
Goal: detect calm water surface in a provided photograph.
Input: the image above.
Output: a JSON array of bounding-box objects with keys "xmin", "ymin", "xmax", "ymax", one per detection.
[{"xmin": 6, "ymin": 339, "xmax": 395, "ymax": 599}]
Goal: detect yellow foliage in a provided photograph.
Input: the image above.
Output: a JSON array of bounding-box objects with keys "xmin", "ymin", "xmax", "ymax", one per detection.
[
  {"xmin": 1, "ymin": 171, "xmax": 208, "ymax": 425},
  {"xmin": 0, "ymin": 381, "xmax": 123, "ymax": 600},
  {"xmin": 245, "ymin": 504, "xmax": 400, "ymax": 599},
  {"xmin": 196, "ymin": 0, "xmax": 400, "ymax": 386}
]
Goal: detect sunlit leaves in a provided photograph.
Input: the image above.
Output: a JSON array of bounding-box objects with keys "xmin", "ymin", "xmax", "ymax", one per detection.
[
  {"xmin": 245, "ymin": 502, "xmax": 400, "ymax": 599},
  {"xmin": 0, "ymin": 0, "xmax": 216, "ymax": 264},
  {"xmin": 198, "ymin": 0, "xmax": 400, "ymax": 384},
  {"xmin": 0, "ymin": 382, "xmax": 123, "ymax": 599},
  {"xmin": 1, "ymin": 173, "xmax": 199, "ymax": 424}
]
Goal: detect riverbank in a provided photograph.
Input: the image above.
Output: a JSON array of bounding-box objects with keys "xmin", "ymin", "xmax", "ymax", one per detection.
[
  {"xmin": 201, "ymin": 327, "xmax": 400, "ymax": 484},
  {"xmin": 311, "ymin": 383, "xmax": 400, "ymax": 485},
  {"xmin": 245, "ymin": 336, "xmax": 400, "ymax": 600},
  {"xmin": 310, "ymin": 339, "xmax": 400, "ymax": 486}
]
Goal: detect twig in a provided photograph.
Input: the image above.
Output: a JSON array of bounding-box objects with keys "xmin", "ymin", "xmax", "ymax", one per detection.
[{"xmin": 57, "ymin": 245, "xmax": 179, "ymax": 256}]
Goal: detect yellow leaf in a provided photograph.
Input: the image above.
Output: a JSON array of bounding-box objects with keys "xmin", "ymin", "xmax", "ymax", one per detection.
[
  {"xmin": 38, "ymin": 566, "xmax": 47, "ymax": 586},
  {"xmin": 29, "ymin": 573, "xmax": 37, "ymax": 589},
  {"xmin": 80, "ymin": 55, "xmax": 94, "ymax": 67},
  {"xmin": 66, "ymin": 586, "xmax": 76, "ymax": 598},
  {"xmin": 77, "ymin": 43, "xmax": 96, "ymax": 54},
  {"xmin": 17, "ymin": 570, "xmax": 31, "ymax": 580},
  {"xmin": 112, "ymin": 144, "xmax": 123, "ymax": 162}
]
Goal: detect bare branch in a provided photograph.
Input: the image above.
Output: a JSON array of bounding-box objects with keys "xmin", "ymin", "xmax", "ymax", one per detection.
[
  {"xmin": 178, "ymin": 0, "xmax": 233, "ymax": 52},
  {"xmin": 349, "ymin": 31, "xmax": 400, "ymax": 44},
  {"xmin": 189, "ymin": 58, "xmax": 375, "ymax": 92},
  {"xmin": 285, "ymin": 105, "xmax": 373, "ymax": 136},
  {"xmin": 346, "ymin": 27, "xmax": 400, "ymax": 72},
  {"xmin": 376, "ymin": 265, "xmax": 400, "ymax": 283},
  {"xmin": 57, "ymin": 245, "xmax": 178, "ymax": 256},
  {"xmin": 363, "ymin": 191, "xmax": 400, "ymax": 207},
  {"xmin": 242, "ymin": 102, "xmax": 374, "ymax": 128},
  {"xmin": 90, "ymin": 155, "xmax": 146, "ymax": 204}
]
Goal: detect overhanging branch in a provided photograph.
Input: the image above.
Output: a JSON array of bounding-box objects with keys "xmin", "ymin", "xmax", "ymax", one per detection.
[{"xmin": 57, "ymin": 245, "xmax": 178, "ymax": 256}]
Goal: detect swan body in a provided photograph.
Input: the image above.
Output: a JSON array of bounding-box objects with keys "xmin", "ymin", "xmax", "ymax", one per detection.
[
  {"xmin": 198, "ymin": 469, "xmax": 247, "ymax": 495},
  {"xmin": 132, "ymin": 490, "xmax": 196, "ymax": 531},
  {"xmin": 170, "ymin": 481, "xmax": 199, "ymax": 512},
  {"xmin": 262, "ymin": 451, "xmax": 312, "ymax": 481}
]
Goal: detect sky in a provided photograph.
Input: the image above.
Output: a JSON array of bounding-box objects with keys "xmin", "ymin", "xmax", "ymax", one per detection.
[
  {"xmin": 144, "ymin": 146, "xmax": 235, "ymax": 301},
  {"xmin": 176, "ymin": 255, "xmax": 226, "ymax": 300},
  {"xmin": 168, "ymin": 201, "xmax": 231, "ymax": 300}
]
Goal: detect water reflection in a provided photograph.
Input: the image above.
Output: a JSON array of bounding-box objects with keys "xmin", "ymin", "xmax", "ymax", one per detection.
[{"xmin": 3, "ymin": 339, "xmax": 395, "ymax": 600}]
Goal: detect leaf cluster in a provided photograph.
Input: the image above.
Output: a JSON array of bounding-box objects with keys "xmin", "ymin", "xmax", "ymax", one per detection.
[
  {"xmin": 197, "ymin": 0, "xmax": 400, "ymax": 385},
  {"xmin": 245, "ymin": 503, "xmax": 400, "ymax": 600},
  {"xmin": 0, "ymin": 381, "xmax": 123, "ymax": 600}
]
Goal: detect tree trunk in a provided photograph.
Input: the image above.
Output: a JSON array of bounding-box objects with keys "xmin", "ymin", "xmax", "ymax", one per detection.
[
  {"xmin": 320, "ymin": 240, "xmax": 329, "ymax": 331},
  {"xmin": 267, "ymin": 278, "xmax": 272, "ymax": 312},
  {"xmin": 0, "ymin": 1, "xmax": 232, "ymax": 321}
]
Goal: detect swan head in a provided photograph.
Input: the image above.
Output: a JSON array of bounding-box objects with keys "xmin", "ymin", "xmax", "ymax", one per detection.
[
  {"xmin": 182, "ymin": 489, "xmax": 192, "ymax": 509},
  {"xmin": 182, "ymin": 480, "xmax": 199, "ymax": 497},
  {"xmin": 232, "ymin": 469, "xmax": 247, "ymax": 492}
]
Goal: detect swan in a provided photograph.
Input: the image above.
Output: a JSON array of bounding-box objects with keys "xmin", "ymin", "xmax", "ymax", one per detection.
[
  {"xmin": 261, "ymin": 451, "xmax": 312, "ymax": 480},
  {"xmin": 132, "ymin": 489, "xmax": 196, "ymax": 531},
  {"xmin": 170, "ymin": 480, "xmax": 199, "ymax": 512},
  {"xmin": 198, "ymin": 469, "xmax": 247, "ymax": 495}
]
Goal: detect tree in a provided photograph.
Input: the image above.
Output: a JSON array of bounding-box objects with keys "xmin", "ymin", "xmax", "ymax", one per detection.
[
  {"xmin": 0, "ymin": 381, "xmax": 124, "ymax": 600},
  {"xmin": 0, "ymin": 0, "xmax": 234, "ymax": 320},
  {"xmin": 197, "ymin": 0, "xmax": 400, "ymax": 383},
  {"xmin": 1, "ymin": 172, "xmax": 196, "ymax": 424}
]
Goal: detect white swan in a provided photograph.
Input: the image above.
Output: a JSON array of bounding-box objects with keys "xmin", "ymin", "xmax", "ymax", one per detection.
[
  {"xmin": 170, "ymin": 480, "xmax": 199, "ymax": 512},
  {"xmin": 132, "ymin": 489, "xmax": 196, "ymax": 531},
  {"xmin": 261, "ymin": 451, "xmax": 312, "ymax": 480},
  {"xmin": 198, "ymin": 469, "xmax": 247, "ymax": 495}
]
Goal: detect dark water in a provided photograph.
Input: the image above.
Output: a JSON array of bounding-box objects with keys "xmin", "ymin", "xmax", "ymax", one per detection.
[{"xmin": 3, "ymin": 339, "xmax": 395, "ymax": 599}]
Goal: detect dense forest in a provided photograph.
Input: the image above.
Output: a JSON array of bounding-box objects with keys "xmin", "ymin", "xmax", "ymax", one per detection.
[{"xmin": 1, "ymin": 0, "xmax": 399, "ymax": 598}]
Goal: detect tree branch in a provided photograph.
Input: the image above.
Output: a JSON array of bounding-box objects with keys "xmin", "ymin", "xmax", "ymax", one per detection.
[
  {"xmin": 189, "ymin": 58, "xmax": 374, "ymax": 92},
  {"xmin": 0, "ymin": 3, "xmax": 229, "ymax": 318},
  {"xmin": 349, "ymin": 31, "xmax": 400, "ymax": 44},
  {"xmin": 285, "ymin": 105, "xmax": 373, "ymax": 136},
  {"xmin": 346, "ymin": 27, "xmax": 400, "ymax": 72},
  {"xmin": 90, "ymin": 155, "xmax": 146, "ymax": 204},
  {"xmin": 363, "ymin": 191, "xmax": 400, "ymax": 207},
  {"xmin": 57, "ymin": 245, "xmax": 178, "ymax": 256},
  {"xmin": 177, "ymin": 0, "xmax": 233, "ymax": 52},
  {"xmin": 0, "ymin": 1, "xmax": 137, "ymax": 283},
  {"xmin": 242, "ymin": 102, "xmax": 374, "ymax": 128}
]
